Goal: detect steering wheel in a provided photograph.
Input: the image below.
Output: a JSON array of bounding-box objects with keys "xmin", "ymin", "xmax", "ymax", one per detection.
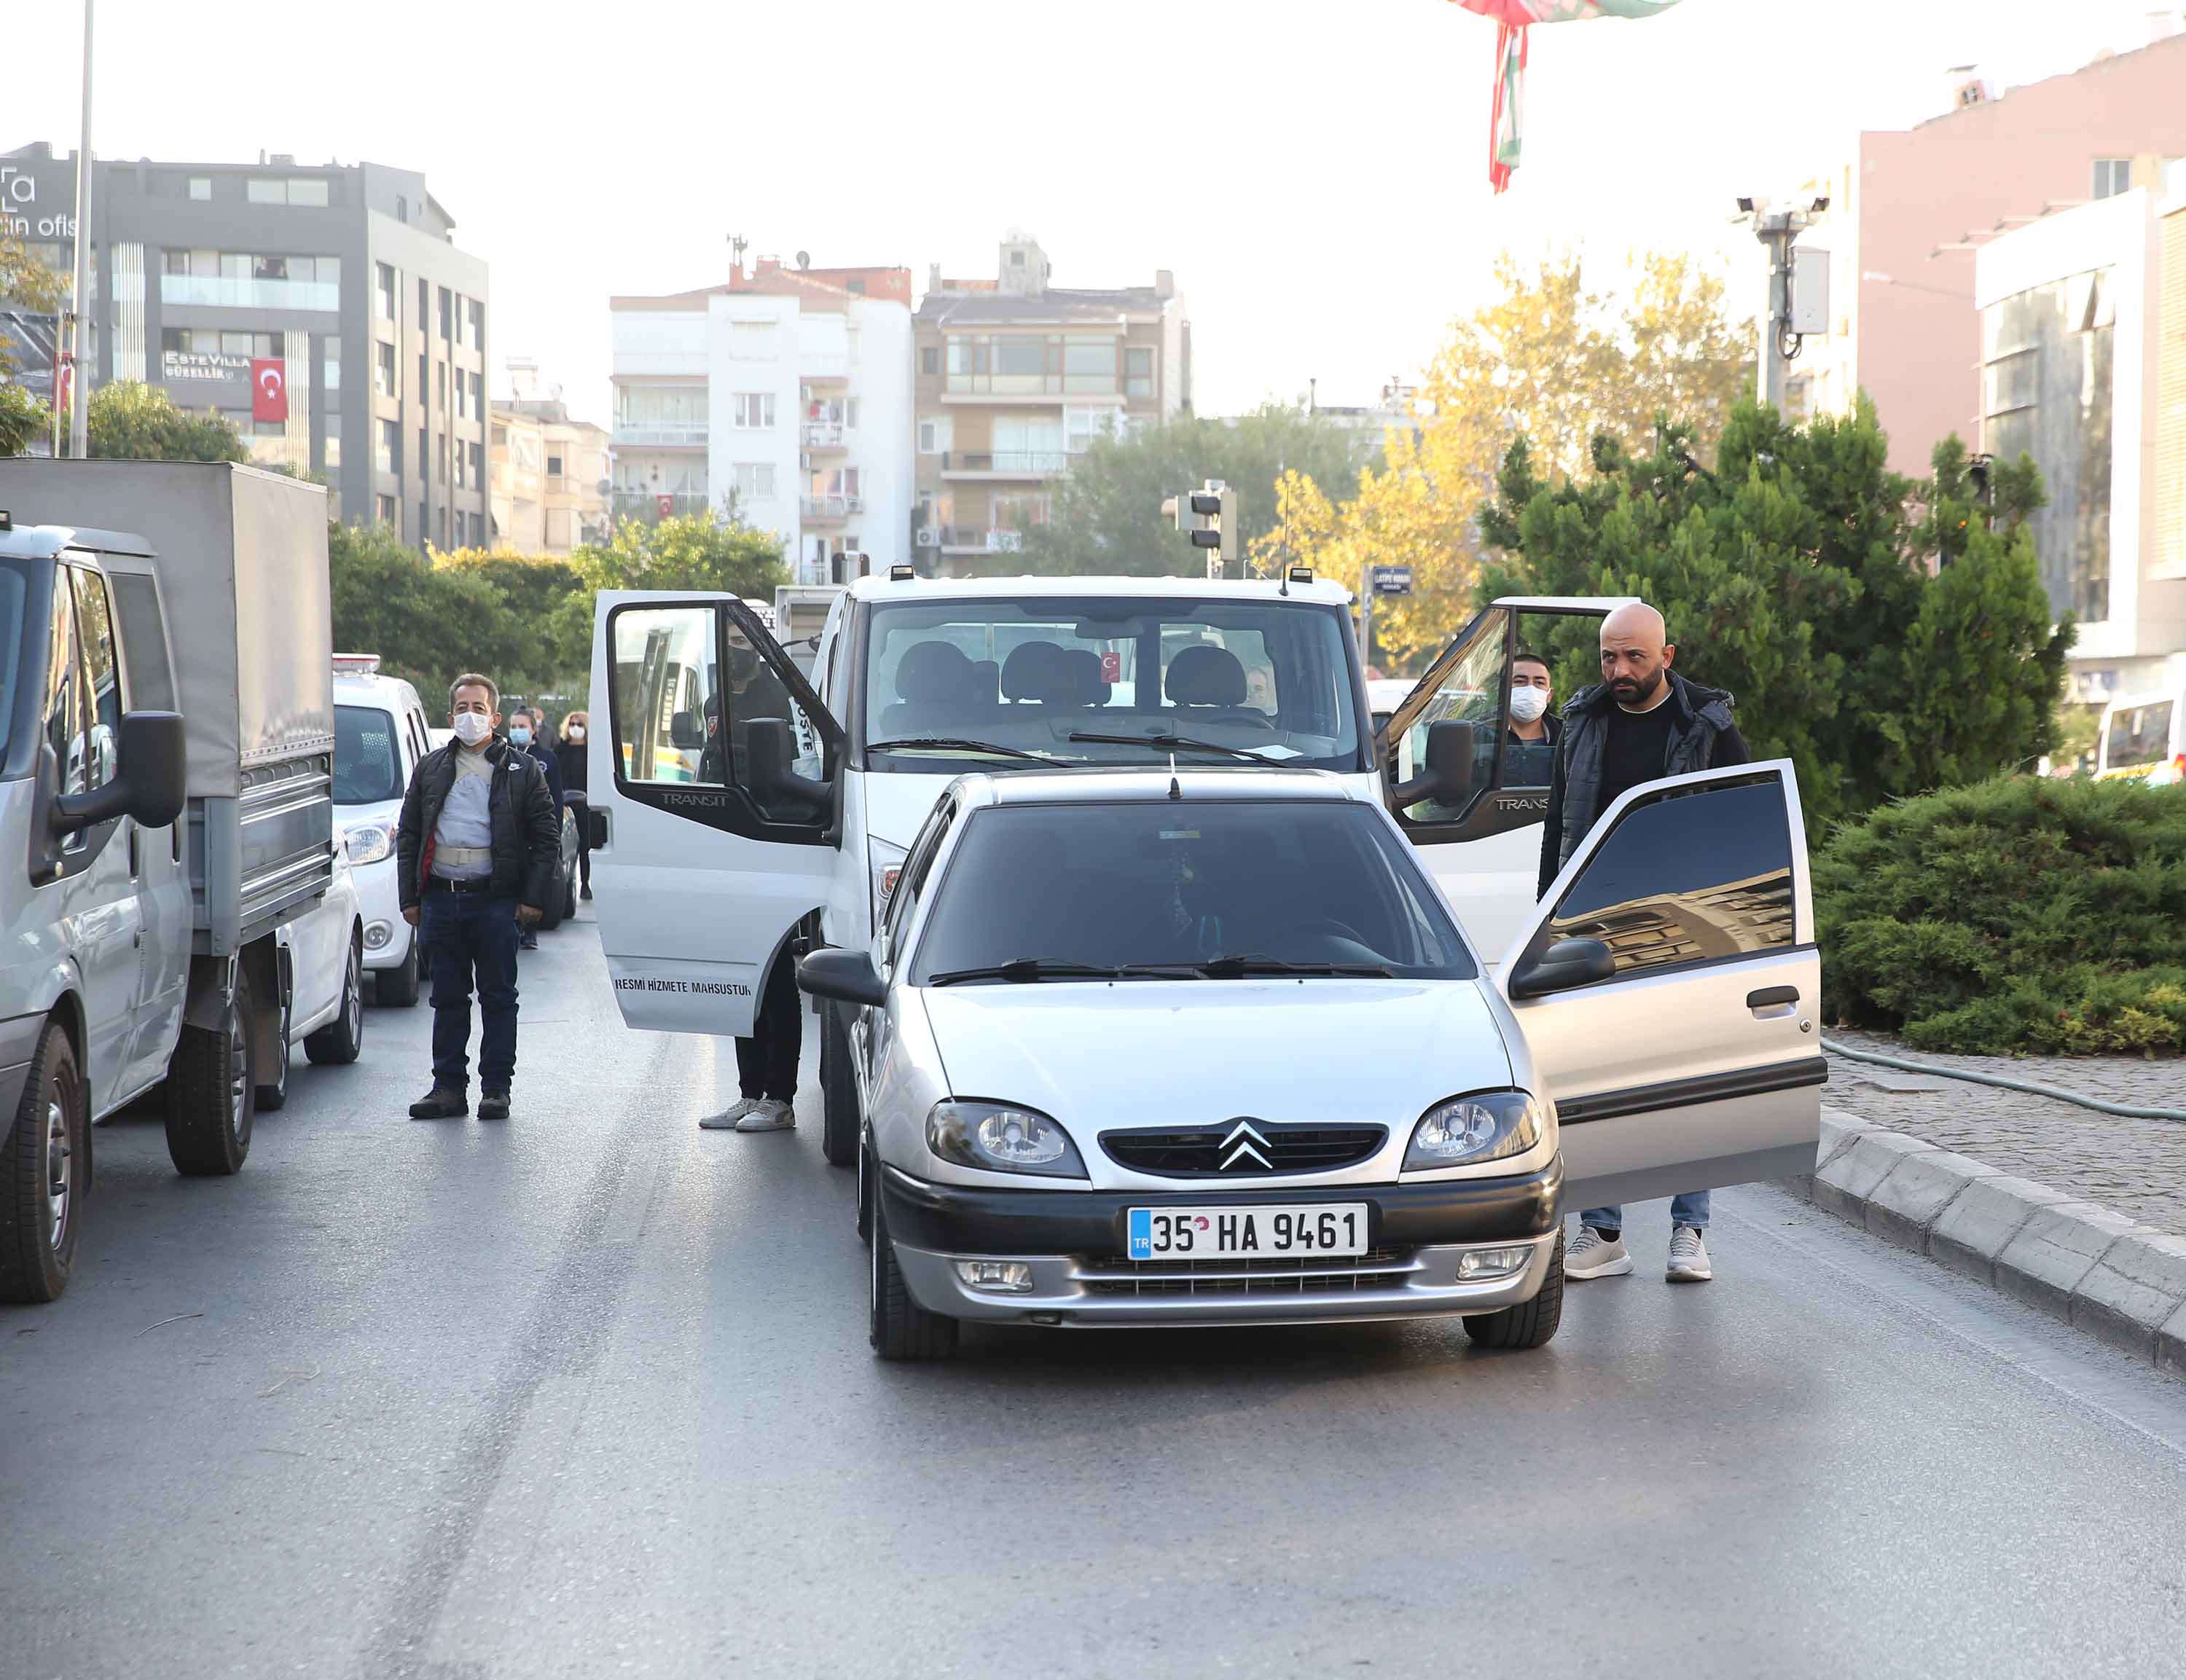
[{"xmin": 1296, "ymin": 915, "xmax": 1367, "ymax": 947}]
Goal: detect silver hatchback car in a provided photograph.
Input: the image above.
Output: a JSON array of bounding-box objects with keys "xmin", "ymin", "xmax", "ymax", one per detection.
[{"xmin": 798, "ymin": 764, "xmax": 1824, "ymax": 1361}]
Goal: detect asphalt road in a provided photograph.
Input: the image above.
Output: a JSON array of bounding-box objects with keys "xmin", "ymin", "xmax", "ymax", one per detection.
[{"xmin": 7, "ymin": 914, "xmax": 2186, "ymax": 1680}]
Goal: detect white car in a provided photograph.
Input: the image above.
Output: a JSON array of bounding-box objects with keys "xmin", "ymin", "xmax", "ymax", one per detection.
[
  {"xmin": 261, "ymin": 831, "xmax": 367, "ymax": 1112},
  {"xmin": 332, "ymin": 658, "xmax": 435, "ymax": 1005},
  {"xmin": 795, "ymin": 761, "xmax": 1824, "ymax": 1360}
]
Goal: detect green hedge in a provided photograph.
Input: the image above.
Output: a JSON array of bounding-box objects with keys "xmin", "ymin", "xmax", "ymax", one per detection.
[{"xmin": 1815, "ymin": 776, "xmax": 2186, "ymax": 1056}]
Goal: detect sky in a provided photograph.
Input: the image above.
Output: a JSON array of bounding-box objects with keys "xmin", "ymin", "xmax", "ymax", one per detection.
[{"xmin": 5, "ymin": 0, "xmax": 2169, "ymax": 422}]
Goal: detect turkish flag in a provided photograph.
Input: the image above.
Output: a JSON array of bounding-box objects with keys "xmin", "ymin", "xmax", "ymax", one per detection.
[{"xmin": 251, "ymin": 358, "xmax": 288, "ymax": 423}]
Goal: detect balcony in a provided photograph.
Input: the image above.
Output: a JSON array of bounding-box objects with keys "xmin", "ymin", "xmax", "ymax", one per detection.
[
  {"xmin": 802, "ymin": 494, "xmax": 863, "ymax": 523},
  {"xmin": 613, "ymin": 422, "xmax": 708, "ymax": 449},
  {"xmin": 612, "ymin": 490, "xmax": 714, "ymax": 523},
  {"xmin": 941, "ymin": 449, "xmax": 1069, "ymax": 479},
  {"xmin": 801, "ymin": 420, "xmax": 846, "ymax": 450},
  {"xmin": 939, "ymin": 526, "xmax": 1028, "ymax": 555},
  {"xmin": 161, "ymin": 273, "xmax": 339, "ymax": 312}
]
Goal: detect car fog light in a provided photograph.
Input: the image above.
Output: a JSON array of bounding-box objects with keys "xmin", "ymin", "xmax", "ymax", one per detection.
[
  {"xmin": 954, "ymin": 1259, "xmax": 1035, "ymax": 1294},
  {"xmin": 1457, "ymin": 1246, "xmax": 1532, "ymax": 1280},
  {"xmin": 364, "ymin": 920, "xmax": 393, "ymax": 950}
]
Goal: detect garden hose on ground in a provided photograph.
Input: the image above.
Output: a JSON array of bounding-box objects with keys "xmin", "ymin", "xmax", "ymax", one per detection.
[{"xmin": 1821, "ymin": 1035, "xmax": 2186, "ymax": 1123}]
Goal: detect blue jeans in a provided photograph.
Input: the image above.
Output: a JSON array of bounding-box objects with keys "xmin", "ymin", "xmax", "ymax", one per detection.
[
  {"xmin": 1582, "ymin": 1193, "xmax": 1709, "ymax": 1234},
  {"xmin": 423, "ymin": 889, "xmax": 520, "ymax": 1093}
]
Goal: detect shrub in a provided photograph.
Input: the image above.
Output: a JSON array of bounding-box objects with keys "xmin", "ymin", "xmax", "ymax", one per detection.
[{"xmin": 1815, "ymin": 776, "xmax": 2186, "ymax": 1055}]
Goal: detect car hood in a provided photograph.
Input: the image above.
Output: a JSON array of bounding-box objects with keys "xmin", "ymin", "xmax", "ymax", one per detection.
[{"xmin": 915, "ymin": 978, "xmax": 1513, "ymax": 1133}]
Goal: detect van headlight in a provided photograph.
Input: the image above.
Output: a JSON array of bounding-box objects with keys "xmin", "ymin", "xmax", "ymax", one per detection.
[
  {"xmin": 1403, "ymin": 1091, "xmax": 1541, "ymax": 1171},
  {"xmin": 869, "ymin": 838, "xmax": 907, "ymax": 922},
  {"xmin": 342, "ymin": 822, "xmax": 393, "ymax": 866},
  {"xmin": 928, "ymin": 1100, "xmax": 1086, "ymax": 1179}
]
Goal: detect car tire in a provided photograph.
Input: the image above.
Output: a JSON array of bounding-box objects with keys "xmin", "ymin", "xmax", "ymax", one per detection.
[
  {"xmin": 377, "ymin": 933, "xmax": 421, "ymax": 1008},
  {"xmin": 540, "ymin": 871, "xmax": 566, "ymax": 933},
  {"xmin": 255, "ymin": 984, "xmax": 292, "ymax": 1111},
  {"xmin": 819, "ymin": 1002, "xmax": 858, "ymax": 1169},
  {"xmin": 855, "ymin": 1137, "xmax": 874, "ymax": 1247},
  {"xmin": 168, "ymin": 967, "xmax": 255, "ymax": 1177},
  {"xmin": 869, "ymin": 1183, "xmax": 957, "ymax": 1362},
  {"xmin": 1462, "ymin": 1231, "xmax": 1564, "ymax": 1351},
  {"xmin": 0, "ymin": 1022, "xmax": 87, "ymax": 1304},
  {"xmin": 305, "ymin": 936, "xmax": 366, "ymax": 1066}
]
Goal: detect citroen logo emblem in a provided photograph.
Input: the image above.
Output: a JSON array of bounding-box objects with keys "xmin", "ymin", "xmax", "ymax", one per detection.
[{"xmin": 1220, "ymin": 1120, "xmax": 1272, "ymax": 1171}]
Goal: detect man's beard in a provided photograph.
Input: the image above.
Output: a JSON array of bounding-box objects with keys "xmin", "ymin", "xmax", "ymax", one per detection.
[{"xmin": 1610, "ymin": 668, "xmax": 1665, "ymax": 705}]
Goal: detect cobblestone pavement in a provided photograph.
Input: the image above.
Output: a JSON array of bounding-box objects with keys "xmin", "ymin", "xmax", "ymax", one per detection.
[{"xmin": 1823, "ymin": 1028, "xmax": 2186, "ymax": 1236}]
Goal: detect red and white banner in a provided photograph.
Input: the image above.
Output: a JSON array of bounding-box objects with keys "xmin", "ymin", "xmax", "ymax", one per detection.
[{"xmin": 251, "ymin": 358, "xmax": 288, "ymax": 423}]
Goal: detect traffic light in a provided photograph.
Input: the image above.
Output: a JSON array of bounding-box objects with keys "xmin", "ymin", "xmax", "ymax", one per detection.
[{"xmin": 1162, "ymin": 481, "xmax": 1237, "ymax": 578}]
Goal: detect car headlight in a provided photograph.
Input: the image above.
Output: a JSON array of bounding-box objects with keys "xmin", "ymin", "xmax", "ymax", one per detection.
[
  {"xmin": 1403, "ymin": 1090, "xmax": 1542, "ymax": 1171},
  {"xmin": 869, "ymin": 838, "xmax": 907, "ymax": 922},
  {"xmin": 342, "ymin": 823, "xmax": 393, "ymax": 866},
  {"xmin": 927, "ymin": 1100, "xmax": 1087, "ymax": 1179}
]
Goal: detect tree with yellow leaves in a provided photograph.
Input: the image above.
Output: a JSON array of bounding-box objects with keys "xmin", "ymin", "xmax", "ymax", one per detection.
[{"xmin": 1255, "ymin": 251, "xmax": 1748, "ymax": 668}]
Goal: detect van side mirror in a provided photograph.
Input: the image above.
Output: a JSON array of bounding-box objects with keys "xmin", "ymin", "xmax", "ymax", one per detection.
[
  {"xmin": 1507, "ymin": 936, "xmax": 1617, "ymax": 999},
  {"xmin": 670, "ymin": 710, "xmax": 705, "ymax": 750},
  {"xmin": 1390, "ymin": 718, "xmax": 1478, "ymax": 807},
  {"xmin": 50, "ymin": 710, "xmax": 188, "ymax": 835},
  {"xmin": 797, "ymin": 946, "xmax": 888, "ymax": 1008}
]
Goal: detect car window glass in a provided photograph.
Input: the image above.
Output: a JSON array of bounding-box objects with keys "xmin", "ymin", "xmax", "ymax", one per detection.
[
  {"xmin": 1546, "ymin": 775, "xmax": 1795, "ymax": 976},
  {"xmin": 44, "ymin": 570, "xmax": 87, "ymax": 798},
  {"xmin": 335, "ymin": 705, "xmax": 404, "ymax": 803},
  {"xmin": 911, "ymin": 800, "xmax": 1474, "ymax": 983},
  {"xmin": 2105, "ymin": 700, "xmax": 2174, "ymax": 769},
  {"xmin": 1396, "ymin": 611, "xmax": 1505, "ymax": 822},
  {"xmin": 68, "ymin": 568, "xmax": 123, "ymax": 789},
  {"xmin": 885, "ymin": 804, "xmax": 954, "ymax": 970},
  {"xmin": 108, "ymin": 572, "xmax": 175, "ymax": 713},
  {"xmin": 0, "ymin": 565, "xmax": 25, "ymax": 758}
]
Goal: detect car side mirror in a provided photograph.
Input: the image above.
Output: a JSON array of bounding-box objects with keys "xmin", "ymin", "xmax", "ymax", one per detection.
[
  {"xmin": 670, "ymin": 710, "xmax": 705, "ymax": 750},
  {"xmin": 1506, "ymin": 936, "xmax": 1617, "ymax": 999},
  {"xmin": 797, "ymin": 946, "xmax": 888, "ymax": 1008},
  {"xmin": 50, "ymin": 710, "xmax": 188, "ymax": 835},
  {"xmin": 1389, "ymin": 718, "xmax": 1478, "ymax": 807}
]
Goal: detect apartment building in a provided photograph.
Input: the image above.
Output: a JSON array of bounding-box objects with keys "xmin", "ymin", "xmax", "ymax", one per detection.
[
  {"xmin": 912, "ymin": 235, "xmax": 1188, "ymax": 573},
  {"xmin": 490, "ymin": 362, "xmax": 610, "ymax": 555},
  {"xmin": 608, "ymin": 257, "xmax": 913, "ymax": 582},
  {"xmin": 1, "ymin": 140, "xmax": 490, "ymax": 546}
]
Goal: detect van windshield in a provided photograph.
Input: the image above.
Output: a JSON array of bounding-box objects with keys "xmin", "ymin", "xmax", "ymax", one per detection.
[
  {"xmin": 2104, "ymin": 699, "xmax": 2174, "ymax": 770},
  {"xmin": 0, "ymin": 562, "xmax": 26, "ymax": 772},
  {"xmin": 861, "ymin": 595, "xmax": 1363, "ymax": 774},
  {"xmin": 334, "ymin": 704, "xmax": 404, "ymax": 804}
]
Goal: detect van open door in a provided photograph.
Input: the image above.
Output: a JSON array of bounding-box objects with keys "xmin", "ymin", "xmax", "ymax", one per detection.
[
  {"xmin": 1498, "ymin": 759, "xmax": 1825, "ymax": 1209},
  {"xmin": 1379, "ymin": 595, "xmax": 1634, "ymax": 961},
  {"xmin": 587, "ymin": 592, "xmax": 846, "ymax": 1037}
]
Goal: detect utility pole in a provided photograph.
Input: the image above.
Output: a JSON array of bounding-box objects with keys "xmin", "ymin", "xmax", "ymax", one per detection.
[
  {"xmin": 1736, "ymin": 192, "xmax": 1827, "ymax": 418},
  {"xmin": 66, "ymin": 0, "xmax": 95, "ymax": 458}
]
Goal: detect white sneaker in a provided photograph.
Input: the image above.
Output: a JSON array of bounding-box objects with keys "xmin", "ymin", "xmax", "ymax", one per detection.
[
  {"xmin": 1566, "ymin": 1224, "xmax": 1634, "ymax": 1279},
  {"xmin": 1666, "ymin": 1225, "xmax": 1713, "ymax": 1282},
  {"xmin": 700, "ymin": 1098, "xmax": 762, "ymax": 1131},
  {"xmin": 735, "ymin": 1098, "xmax": 796, "ymax": 1132}
]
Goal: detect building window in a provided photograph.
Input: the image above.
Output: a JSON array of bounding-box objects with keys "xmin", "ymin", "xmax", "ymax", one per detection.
[
  {"xmin": 469, "ymin": 370, "xmax": 483, "ymax": 416},
  {"xmin": 246, "ymin": 176, "xmax": 330, "ymax": 206},
  {"xmin": 734, "ymin": 463, "xmax": 777, "ymax": 500},
  {"xmin": 918, "ymin": 415, "xmax": 951, "ymax": 455},
  {"xmin": 468, "ymin": 298, "xmax": 484, "ymax": 348},
  {"xmin": 546, "ymin": 452, "xmax": 564, "ymax": 479},
  {"xmin": 1066, "ymin": 408, "xmax": 1117, "ymax": 453},
  {"xmin": 922, "ymin": 346, "xmax": 938, "ymax": 376},
  {"xmin": 1126, "ymin": 346, "xmax": 1154, "ymax": 399},
  {"xmin": 377, "ymin": 494, "xmax": 396, "ymax": 527},
  {"xmin": 289, "ymin": 177, "xmax": 329, "ymax": 207},
  {"xmin": 732, "ymin": 392, "xmax": 775, "ymax": 429},
  {"xmin": 377, "ymin": 419, "xmax": 398, "ymax": 475},
  {"xmin": 322, "ymin": 335, "xmax": 340, "ymax": 390},
  {"xmin": 375, "ymin": 341, "xmax": 396, "ymax": 398},
  {"xmin": 375, "ymin": 262, "xmax": 396, "ymax": 321},
  {"xmin": 846, "ymin": 397, "xmax": 860, "ymax": 430},
  {"xmin": 2092, "ymin": 158, "xmax": 2133, "ymax": 200},
  {"xmin": 188, "ymin": 176, "xmax": 211, "ymax": 201},
  {"xmin": 158, "ymin": 252, "xmax": 339, "ymax": 310},
  {"xmin": 323, "ymin": 412, "xmax": 342, "ymax": 472},
  {"xmin": 439, "ymin": 288, "xmax": 453, "ymax": 342},
  {"xmin": 246, "ymin": 178, "xmax": 283, "ymax": 204},
  {"xmin": 469, "ymin": 441, "xmax": 483, "ymax": 487},
  {"xmin": 729, "ymin": 320, "xmax": 777, "ymax": 359}
]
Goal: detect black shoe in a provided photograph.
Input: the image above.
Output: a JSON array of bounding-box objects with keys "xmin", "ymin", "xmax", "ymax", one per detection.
[
  {"xmin": 520, "ymin": 932, "xmax": 539, "ymax": 951},
  {"xmin": 410, "ymin": 1086, "xmax": 468, "ymax": 1120},
  {"xmin": 478, "ymin": 1090, "xmax": 510, "ymax": 1120},
  {"xmin": 579, "ymin": 884, "xmax": 592, "ymax": 901}
]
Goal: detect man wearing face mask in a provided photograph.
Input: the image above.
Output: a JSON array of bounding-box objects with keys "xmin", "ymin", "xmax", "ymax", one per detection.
[
  {"xmin": 1536, "ymin": 602, "xmax": 1748, "ymax": 1285},
  {"xmin": 506, "ymin": 709, "xmax": 564, "ymax": 951},
  {"xmin": 1502, "ymin": 649, "xmax": 1559, "ymax": 787},
  {"xmin": 396, "ymin": 673, "xmax": 560, "ymax": 1120}
]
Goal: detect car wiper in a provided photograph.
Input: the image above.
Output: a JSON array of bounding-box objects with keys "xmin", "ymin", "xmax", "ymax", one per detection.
[
  {"xmin": 1133, "ymin": 954, "xmax": 1397, "ymax": 979},
  {"xmin": 868, "ymin": 737, "xmax": 1066, "ymax": 765},
  {"xmin": 925, "ymin": 957, "xmax": 1126, "ymax": 986},
  {"xmin": 1067, "ymin": 730, "xmax": 1277, "ymax": 764}
]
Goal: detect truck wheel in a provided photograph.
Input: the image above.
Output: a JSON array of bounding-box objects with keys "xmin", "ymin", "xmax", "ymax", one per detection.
[
  {"xmin": 820, "ymin": 1002, "xmax": 858, "ymax": 1168},
  {"xmin": 305, "ymin": 937, "xmax": 365, "ymax": 1066},
  {"xmin": 1462, "ymin": 1231, "xmax": 1565, "ymax": 1351},
  {"xmin": 869, "ymin": 1186, "xmax": 957, "ymax": 1362},
  {"xmin": 0, "ymin": 1024, "xmax": 86, "ymax": 1304},
  {"xmin": 168, "ymin": 967, "xmax": 256, "ymax": 1177},
  {"xmin": 256, "ymin": 987, "xmax": 292, "ymax": 1111},
  {"xmin": 377, "ymin": 935, "xmax": 420, "ymax": 1008}
]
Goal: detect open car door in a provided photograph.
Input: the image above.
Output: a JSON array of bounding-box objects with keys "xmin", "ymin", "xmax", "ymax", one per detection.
[
  {"xmin": 1379, "ymin": 595, "xmax": 1634, "ymax": 964},
  {"xmin": 1498, "ymin": 759, "xmax": 1825, "ymax": 1209},
  {"xmin": 589, "ymin": 591, "xmax": 846, "ymax": 1037}
]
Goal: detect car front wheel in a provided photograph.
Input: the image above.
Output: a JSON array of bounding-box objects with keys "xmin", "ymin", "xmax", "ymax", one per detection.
[
  {"xmin": 869, "ymin": 1184, "xmax": 957, "ymax": 1362},
  {"xmin": 1462, "ymin": 1230, "xmax": 1564, "ymax": 1351}
]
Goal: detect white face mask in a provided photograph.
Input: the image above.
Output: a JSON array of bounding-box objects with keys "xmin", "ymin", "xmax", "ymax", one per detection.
[
  {"xmin": 567, "ymin": 726, "xmax": 586, "ymax": 742},
  {"xmin": 1508, "ymin": 685, "xmax": 1549, "ymax": 724},
  {"xmin": 450, "ymin": 711, "xmax": 493, "ymax": 747}
]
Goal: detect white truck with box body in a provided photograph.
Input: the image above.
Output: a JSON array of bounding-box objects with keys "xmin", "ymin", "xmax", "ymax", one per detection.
[{"xmin": 0, "ymin": 460, "xmax": 335, "ymax": 1302}]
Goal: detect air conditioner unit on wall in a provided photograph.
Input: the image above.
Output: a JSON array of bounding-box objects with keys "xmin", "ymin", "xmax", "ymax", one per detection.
[{"xmin": 915, "ymin": 525, "xmax": 939, "ymax": 547}]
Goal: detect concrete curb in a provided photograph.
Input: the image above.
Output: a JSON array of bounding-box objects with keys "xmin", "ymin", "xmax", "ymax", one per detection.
[{"xmin": 1799, "ymin": 1106, "xmax": 2186, "ymax": 1381}]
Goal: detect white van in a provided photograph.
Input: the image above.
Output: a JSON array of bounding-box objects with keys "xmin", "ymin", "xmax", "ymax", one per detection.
[
  {"xmin": 585, "ymin": 576, "xmax": 1626, "ymax": 1166},
  {"xmin": 332, "ymin": 657, "xmax": 435, "ymax": 1005},
  {"xmin": 2096, "ymin": 688, "xmax": 2183, "ymax": 787}
]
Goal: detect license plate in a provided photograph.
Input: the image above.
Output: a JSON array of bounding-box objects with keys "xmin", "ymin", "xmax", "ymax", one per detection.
[{"xmin": 1127, "ymin": 1204, "xmax": 1369, "ymax": 1261}]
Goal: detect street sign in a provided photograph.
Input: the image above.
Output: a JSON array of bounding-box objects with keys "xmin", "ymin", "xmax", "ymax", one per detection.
[{"xmin": 1371, "ymin": 565, "xmax": 1413, "ymax": 597}]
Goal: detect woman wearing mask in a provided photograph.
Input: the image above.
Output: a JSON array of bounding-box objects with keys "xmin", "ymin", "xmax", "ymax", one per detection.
[
  {"xmin": 555, "ymin": 710, "xmax": 592, "ymax": 903},
  {"xmin": 506, "ymin": 710, "xmax": 563, "ymax": 949}
]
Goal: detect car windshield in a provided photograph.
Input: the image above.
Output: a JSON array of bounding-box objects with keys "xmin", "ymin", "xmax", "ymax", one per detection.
[
  {"xmin": 861, "ymin": 595, "xmax": 1362, "ymax": 775},
  {"xmin": 910, "ymin": 798, "xmax": 1476, "ymax": 984},
  {"xmin": 334, "ymin": 704, "xmax": 404, "ymax": 804}
]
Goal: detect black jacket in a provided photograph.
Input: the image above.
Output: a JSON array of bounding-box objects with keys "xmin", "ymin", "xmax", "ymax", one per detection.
[
  {"xmin": 515, "ymin": 736, "xmax": 564, "ymax": 806},
  {"xmin": 553, "ymin": 737, "xmax": 589, "ymax": 799},
  {"xmin": 1537, "ymin": 670, "xmax": 1748, "ymax": 900},
  {"xmin": 395, "ymin": 738, "xmax": 560, "ymax": 910}
]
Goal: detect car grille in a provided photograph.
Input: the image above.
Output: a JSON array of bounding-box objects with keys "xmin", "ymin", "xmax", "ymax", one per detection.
[
  {"xmin": 1099, "ymin": 1124, "xmax": 1387, "ymax": 1177},
  {"xmin": 1081, "ymin": 1249, "xmax": 1412, "ymax": 1297}
]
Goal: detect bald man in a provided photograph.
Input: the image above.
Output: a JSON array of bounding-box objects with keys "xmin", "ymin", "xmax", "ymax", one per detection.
[{"xmin": 1537, "ymin": 601, "xmax": 1748, "ymax": 1284}]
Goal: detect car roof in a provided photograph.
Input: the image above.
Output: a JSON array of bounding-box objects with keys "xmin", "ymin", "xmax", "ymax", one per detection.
[
  {"xmin": 0, "ymin": 522, "xmax": 155, "ymax": 562},
  {"xmin": 845, "ymin": 573, "xmax": 1353, "ymax": 607},
  {"xmin": 334, "ymin": 672, "xmax": 423, "ymax": 706},
  {"xmin": 955, "ymin": 766, "xmax": 1365, "ymax": 809}
]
